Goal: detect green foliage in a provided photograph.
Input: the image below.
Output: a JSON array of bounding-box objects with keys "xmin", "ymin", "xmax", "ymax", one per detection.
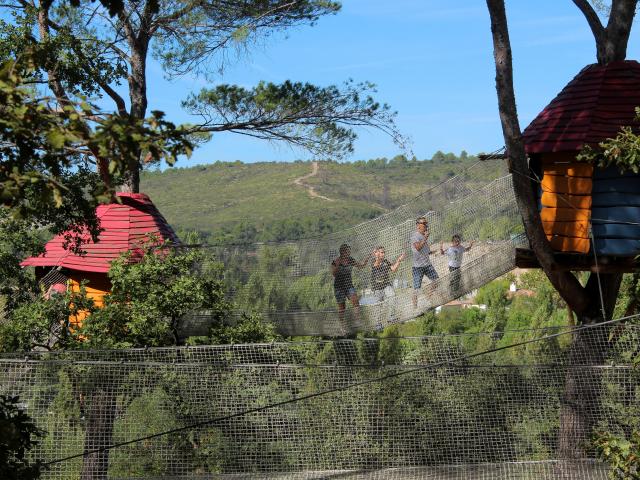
[
  {"xmin": 150, "ymin": 1, "xmax": 341, "ymax": 78},
  {"xmin": 1, "ymin": 0, "xmax": 396, "ymax": 187},
  {"xmin": 0, "ymin": 3, "xmax": 127, "ymax": 97},
  {"xmin": 612, "ymin": 274, "xmax": 640, "ymax": 367},
  {"xmin": 206, "ymin": 313, "xmax": 279, "ymax": 345},
  {"xmin": 396, "ymin": 273, "xmax": 573, "ymax": 364},
  {"xmin": 593, "ymin": 430, "xmax": 640, "ymax": 479},
  {"xmin": 4, "ymin": 264, "xmax": 640, "ymax": 477},
  {"xmin": 1, "ymin": 228, "xmax": 276, "ymax": 352},
  {"xmin": 0, "ymin": 59, "xmax": 102, "ymax": 229},
  {"xmin": 475, "ymin": 278, "xmax": 509, "ymax": 332},
  {"xmin": 614, "ymin": 273, "xmax": 640, "ymax": 320},
  {"xmin": 80, "ymin": 244, "xmax": 230, "ymax": 349},
  {"xmin": 0, "ymin": 207, "xmax": 102, "ymax": 352},
  {"xmin": 109, "ymin": 388, "xmax": 184, "ymax": 477},
  {"xmin": 517, "ymin": 270, "xmax": 569, "ymax": 328},
  {"xmin": 0, "ymin": 209, "xmax": 44, "ymax": 314},
  {"xmin": 232, "ymin": 245, "xmax": 296, "ymax": 314},
  {"xmin": 577, "ymin": 108, "xmax": 640, "ymax": 174},
  {"xmin": 0, "ymin": 289, "xmax": 90, "ymax": 352},
  {"xmin": 431, "ymin": 307, "xmax": 486, "ymax": 335},
  {"xmin": 92, "ymin": 110, "xmax": 196, "ymax": 170},
  {"xmin": 0, "ymin": 395, "xmax": 44, "ymax": 480},
  {"xmin": 141, "ymin": 153, "xmax": 504, "ymax": 242},
  {"xmin": 0, "ymin": 57, "xmax": 194, "ymax": 233},
  {"xmin": 475, "ymin": 278, "xmax": 509, "ymax": 310}
]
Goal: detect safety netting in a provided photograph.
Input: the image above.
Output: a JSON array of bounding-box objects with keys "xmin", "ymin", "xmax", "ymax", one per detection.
[
  {"xmin": 2, "ymin": 320, "xmax": 639, "ymax": 479},
  {"xmin": 183, "ymin": 160, "xmax": 526, "ymax": 337}
]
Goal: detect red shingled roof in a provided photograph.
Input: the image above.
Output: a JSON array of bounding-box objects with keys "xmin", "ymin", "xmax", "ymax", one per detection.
[
  {"xmin": 21, "ymin": 193, "xmax": 180, "ymax": 273},
  {"xmin": 522, "ymin": 60, "xmax": 640, "ymax": 154}
]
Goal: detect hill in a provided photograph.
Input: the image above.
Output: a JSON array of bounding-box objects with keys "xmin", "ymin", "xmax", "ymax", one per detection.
[{"xmin": 140, "ymin": 152, "xmax": 507, "ymax": 243}]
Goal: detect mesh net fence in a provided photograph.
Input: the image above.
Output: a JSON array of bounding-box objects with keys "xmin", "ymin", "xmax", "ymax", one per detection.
[
  {"xmin": 2, "ymin": 321, "xmax": 639, "ymax": 479},
  {"xmin": 182, "ymin": 160, "xmax": 526, "ymax": 338}
]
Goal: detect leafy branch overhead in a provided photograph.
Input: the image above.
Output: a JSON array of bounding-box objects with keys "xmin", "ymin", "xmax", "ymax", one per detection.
[
  {"xmin": 152, "ymin": 1, "xmax": 341, "ymax": 78},
  {"xmin": 0, "ymin": 0, "xmax": 403, "ymax": 192},
  {"xmin": 577, "ymin": 107, "xmax": 640, "ymax": 173},
  {"xmin": 184, "ymin": 80, "xmax": 407, "ymax": 159},
  {"xmin": 0, "ymin": 58, "xmax": 194, "ymax": 232}
]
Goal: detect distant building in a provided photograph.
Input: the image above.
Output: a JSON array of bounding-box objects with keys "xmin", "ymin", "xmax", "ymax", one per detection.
[{"xmin": 436, "ymin": 299, "xmax": 486, "ymax": 314}]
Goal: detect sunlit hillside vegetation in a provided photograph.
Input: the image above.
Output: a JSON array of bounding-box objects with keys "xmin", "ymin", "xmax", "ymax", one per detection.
[{"xmin": 141, "ymin": 151, "xmax": 507, "ymax": 244}]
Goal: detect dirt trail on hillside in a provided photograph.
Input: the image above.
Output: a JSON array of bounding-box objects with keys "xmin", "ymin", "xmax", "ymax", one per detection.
[{"xmin": 293, "ymin": 161, "xmax": 334, "ymax": 202}]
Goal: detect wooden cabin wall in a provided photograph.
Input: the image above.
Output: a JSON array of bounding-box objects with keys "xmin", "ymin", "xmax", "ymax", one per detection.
[
  {"xmin": 592, "ymin": 166, "xmax": 640, "ymax": 256},
  {"xmin": 68, "ymin": 272, "xmax": 111, "ymax": 327},
  {"xmin": 538, "ymin": 153, "xmax": 593, "ymax": 254}
]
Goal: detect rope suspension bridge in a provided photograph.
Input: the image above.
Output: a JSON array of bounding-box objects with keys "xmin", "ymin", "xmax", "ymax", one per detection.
[
  {"xmin": 182, "ymin": 158, "xmax": 527, "ymax": 337},
  {"xmin": 5, "ymin": 158, "xmax": 640, "ymax": 479}
]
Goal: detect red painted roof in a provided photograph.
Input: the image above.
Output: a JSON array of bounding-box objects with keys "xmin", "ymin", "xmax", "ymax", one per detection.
[
  {"xmin": 523, "ymin": 60, "xmax": 640, "ymax": 154},
  {"xmin": 21, "ymin": 193, "xmax": 180, "ymax": 273}
]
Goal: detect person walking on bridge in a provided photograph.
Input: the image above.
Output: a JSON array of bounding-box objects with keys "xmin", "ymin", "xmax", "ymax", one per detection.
[
  {"xmin": 440, "ymin": 234, "xmax": 473, "ymax": 296},
  {"xmin": 410, "ymin": 216, "xmax": 438, "ymax": 308},
  {"xmin": 331, "ymin": 244, "xmax": 371, "ymax": 328}
]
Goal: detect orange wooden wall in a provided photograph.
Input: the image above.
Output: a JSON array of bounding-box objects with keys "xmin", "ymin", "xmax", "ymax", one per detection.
[
  {"xmin": 68, "ymin": 272, "xmax": 111, "ymax": 328},
  {"xmin": 539, "ymin": 157, "xmax": 593, "ymax": 254}
]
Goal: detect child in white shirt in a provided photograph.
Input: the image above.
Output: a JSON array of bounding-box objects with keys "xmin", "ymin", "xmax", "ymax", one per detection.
[{"xmin": 440, "ymin": 235, "xmax": 473, "ymax": 295}]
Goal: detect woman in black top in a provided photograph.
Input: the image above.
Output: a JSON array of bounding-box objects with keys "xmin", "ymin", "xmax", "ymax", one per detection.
[{"xmin": 331, "ymin": 244, "xmax": 371, "ymax": 324}]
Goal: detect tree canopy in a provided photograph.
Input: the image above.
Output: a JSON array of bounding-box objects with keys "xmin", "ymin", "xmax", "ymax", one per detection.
[
  {"xmin": 0, "ymin": 55, "xmax": 194, "ymax": 238},
  {"xmin": 0, "ymin": 0, "xmax": 403, "ymax": 193}
]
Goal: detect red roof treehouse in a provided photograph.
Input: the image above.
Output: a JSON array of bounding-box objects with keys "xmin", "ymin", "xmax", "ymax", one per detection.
[
  {"xmin": 517, "ymin": 60, "xmax": 640, "ymax": 271},
  {"xmin": 21, "ymin": 193, "xmax": 180, "ymax": 323}
]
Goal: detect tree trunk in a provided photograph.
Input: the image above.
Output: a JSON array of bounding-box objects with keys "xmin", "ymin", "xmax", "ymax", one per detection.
[
  {"xmin": 485, "ymin": 0, "xmax": 590, "ymax": 314},
  {"xmin": 119, "ymin": 13, "xmax": 150, "ymax": 193},
  {"xmin": 598, "ymin": 0, "xmax": 637, "ymax": 64},
  {"xmin": 485, "ymin": 0, "xmax": 627, "ymax": 463},
  {"xmin": 572, "ymin": 0, "xmax": 637, "ymax": 64},
  {"xmin": 80, "ymin": 386, "xmax": 118, "ymax": 480},
  {"xmin": 558, "ymin": 273, "xmax": 622, "ymax": 459},
  {"xmin": 558, "ymin": 323, "xmax": 608, "ymax": 459}
]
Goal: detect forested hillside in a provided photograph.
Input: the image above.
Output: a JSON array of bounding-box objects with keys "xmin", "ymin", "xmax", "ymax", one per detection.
[{"xmin": 141, "ymin": 151, "xmax": 506, "ymax": 243}]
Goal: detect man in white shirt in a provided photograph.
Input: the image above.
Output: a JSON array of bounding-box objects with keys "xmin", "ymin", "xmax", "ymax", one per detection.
[{"xmin": 410, "ymin": 216, "xmax": 439, "ymax": 308}]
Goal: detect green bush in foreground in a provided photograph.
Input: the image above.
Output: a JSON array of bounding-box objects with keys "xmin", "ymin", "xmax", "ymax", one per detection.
[
  {"xmin": 0, "ymin": 395, "xmax": 44, "ymax": 480},
  {"xmin": 593, "ymin": 430, "xmax": 640, "ymax": 480}
]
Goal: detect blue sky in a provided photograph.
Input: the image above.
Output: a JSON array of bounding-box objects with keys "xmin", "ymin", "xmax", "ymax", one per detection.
[{"xmin": 144, "ymin": 0, "xmax": 640, "ymax": 166}]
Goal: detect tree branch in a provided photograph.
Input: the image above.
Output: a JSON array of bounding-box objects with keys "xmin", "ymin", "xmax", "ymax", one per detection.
[
  {"xmin": 37, "ymin": 0, "xmax": 73, "ymax": 108},
  {"xmin": 117, "ymin": 4, "xmax": 137, "ymax": 46},
  {"xmin": 572, "ymin": 0, "xmax": 605, "ymax": 41},
  {"xmin": 486, "ymin": 0, "xmax": 590, "ymax": 314},
  {"xmin": 151, "ymin": 0, "xmax": 200, "ymax": 28},
  {"xmin": 37, "ymin": 7, "xmax": 128, "ymax": 116},
  {"xmin": 575, "ymin": 0, "xmax": 637, "ymax": 63},
  {"xmin": 37, "ymin": 0, "xmax": 112, "ymax": 188},
  {"xmin": 72, "ymin": 44, "xmax": 129, "ymax": 116}
]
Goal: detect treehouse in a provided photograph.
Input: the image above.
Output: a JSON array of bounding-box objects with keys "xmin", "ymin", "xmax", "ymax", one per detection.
[
  {"xmin": 516, "ymin": 60, "xmax": 640, "ymax": 272},
  {"xmin": 21, "ymin": 192, "xmax": 180, "ymax": 325}
]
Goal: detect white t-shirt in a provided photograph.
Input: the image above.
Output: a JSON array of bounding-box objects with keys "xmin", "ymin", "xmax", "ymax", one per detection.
[
  {"xmin": 410, "ymin": 231, "xmax": 432, "ymax": 267},
  {"xmin": 445, "ymin": 245, "xmax": 466, "ymax": 268}
]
